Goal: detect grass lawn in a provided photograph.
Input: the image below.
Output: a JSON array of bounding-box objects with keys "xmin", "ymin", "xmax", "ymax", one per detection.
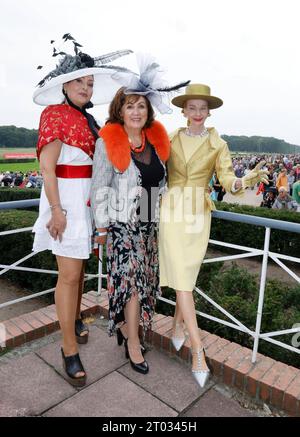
[
  {"xmin": 0, "ymin": 148, "xmax": 38, "ymax": 173},
  {"xmin": 0, "ymin": 161, "xmax": 39, "ymax": 173}
]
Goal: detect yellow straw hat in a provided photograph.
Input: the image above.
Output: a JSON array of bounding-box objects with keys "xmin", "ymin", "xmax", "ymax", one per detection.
[{"xmin": 172, "ymin": 83, "xmax": 223, "ymax": 109}]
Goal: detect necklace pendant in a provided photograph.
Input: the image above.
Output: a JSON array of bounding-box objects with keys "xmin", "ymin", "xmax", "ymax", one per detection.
[{"xmin": 129, "ymin": 130, "xmax": 146, "ymax": 153}]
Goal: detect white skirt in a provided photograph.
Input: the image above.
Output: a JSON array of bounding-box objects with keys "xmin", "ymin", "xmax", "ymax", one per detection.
[{"xmin": 32, "ymin": 144, "xmax": 93, "ymax": 259}]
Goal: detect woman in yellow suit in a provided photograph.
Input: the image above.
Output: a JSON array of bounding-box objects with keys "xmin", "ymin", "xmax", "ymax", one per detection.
[{"xmin": 159, "ymin": 84, "xmax": 268, "ymax": 388}]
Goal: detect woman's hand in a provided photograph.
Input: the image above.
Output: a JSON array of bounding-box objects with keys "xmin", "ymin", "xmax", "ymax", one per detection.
[
  {"xmin": 94, "ymin": 228, "xmax": 107, "ymax": 246},
  {"xmin": 241, "ymin": 161, "xmax": 269, "ymax": 189},
  {"xmin": 46, "ymin": 208, "xmax": 67, "ymax": 242}
]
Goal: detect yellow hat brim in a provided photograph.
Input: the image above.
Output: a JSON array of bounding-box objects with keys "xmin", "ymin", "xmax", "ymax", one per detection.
[{"xmin": 171, "ymin": 94, "xmax": 223, "ymax": 109}]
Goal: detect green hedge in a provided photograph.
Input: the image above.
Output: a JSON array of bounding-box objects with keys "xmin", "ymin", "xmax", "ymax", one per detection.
[
  {"xmin": 0, "ymin": 159, "xmax": 36, "ymax": 164},
  {"xmin": 0, "ymin": 188, "xmax": 41, "ymax": 203},
  {"xmin": 212, "ymin": 201, "xmax": 300, "ymax": 258}
]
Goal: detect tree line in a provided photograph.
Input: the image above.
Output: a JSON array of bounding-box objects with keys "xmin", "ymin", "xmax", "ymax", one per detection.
[
  {"xmin": 0, "ymin": 126, "xmax": 38, "ymax": 148},
  {"xmin": 0, "ymin": 125, "xmax": 299, "ymax": 154},
  {"xmin": 222, "ymin": 134, "xmax": 300, "ymax": 154}
]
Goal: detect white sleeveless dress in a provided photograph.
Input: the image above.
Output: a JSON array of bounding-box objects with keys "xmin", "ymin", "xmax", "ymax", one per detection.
[{"xmin": 32, "ymin": 143, "xmax": 93, "ymax": 259}]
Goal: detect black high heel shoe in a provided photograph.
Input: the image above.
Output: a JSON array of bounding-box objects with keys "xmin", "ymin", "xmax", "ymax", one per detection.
[
  {"xmin": 75, "ymin": 317, "xmax": 89, "ymax": 345},
  {"xmin": 116, "ymin": 326, "xmax": 147, "ymax": 355},
  {"xmin": 116, "ymin": 327, "xmax": 126, "ymax": 346},
  {"xmin": 61, "ymin": 348, "xmax": 87, "ymax": 387},
  {"xmin": 124, "ymin": 339, "xmax": 149, "ymax": 375}
]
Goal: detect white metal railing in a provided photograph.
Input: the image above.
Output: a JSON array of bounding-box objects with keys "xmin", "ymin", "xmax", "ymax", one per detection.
[
  {"xmin": 0, "ymin": 226, "xmax": 105, "ymax": 310},
  {"xmin": 1, "ymin": 200, "xmax": 300, "ymax": 363}
]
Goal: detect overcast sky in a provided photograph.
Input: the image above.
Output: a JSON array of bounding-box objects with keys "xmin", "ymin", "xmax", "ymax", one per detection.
[{"xmin": 1, "ymin": 0, "xmax": 300, "ymax": 145}]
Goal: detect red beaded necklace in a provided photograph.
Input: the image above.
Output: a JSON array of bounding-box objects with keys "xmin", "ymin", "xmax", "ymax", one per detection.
[{"xmin": 129, "ymin": 130, "xmax": 146, "ymax": 153}]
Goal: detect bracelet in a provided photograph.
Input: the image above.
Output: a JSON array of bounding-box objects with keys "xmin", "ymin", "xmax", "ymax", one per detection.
[
  {"xmin": 50, "ymin": 204, "xmax": 67, "ymax": 216},
  {"xmin": 49, "ymin": 203, "xmax": 61, "ymax": 210},
  {"xmin": 94, "ymin": 231, "xmax": 107, "ymax": 237}
]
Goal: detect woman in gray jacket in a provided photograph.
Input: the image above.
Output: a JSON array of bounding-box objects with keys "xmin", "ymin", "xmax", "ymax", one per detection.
[{"xmin": 90, "ymin": 87, "xmax": 170, "ymax": 374}]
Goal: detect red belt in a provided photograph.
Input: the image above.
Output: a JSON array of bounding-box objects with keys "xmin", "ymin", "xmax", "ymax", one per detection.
[{"xmin": 55, "ymin": 165, "xmax": 92, "ymax": 178}]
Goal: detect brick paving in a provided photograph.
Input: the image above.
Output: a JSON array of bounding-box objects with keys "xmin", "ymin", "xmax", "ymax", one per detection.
[
  {"xmin": 0, "ymin": 291, "xmax": 297, "ymax": 417},
  {"xmin": 0, "ymin": 318, "xmax": 260, "ymax": 418}
]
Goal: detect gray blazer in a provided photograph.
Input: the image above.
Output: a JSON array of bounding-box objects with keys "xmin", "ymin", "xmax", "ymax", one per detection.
[{"xmin": 90, "ymin": 138, "xmax": 167, "ymax": 228}]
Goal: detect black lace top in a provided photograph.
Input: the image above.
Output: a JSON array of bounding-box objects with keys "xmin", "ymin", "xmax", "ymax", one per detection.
[{"xmin": 132, "ymin": 143, "xmax": 165, "ymax": 223}]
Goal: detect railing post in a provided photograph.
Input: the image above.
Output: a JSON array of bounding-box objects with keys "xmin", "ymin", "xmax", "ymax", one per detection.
[
  {"xmin": 252, "ymin": 227, "xmax": 271, "ymax": 363},
  {"xmin": 97, "ymin": 245, "xmax": 103, "ymax": 296}
]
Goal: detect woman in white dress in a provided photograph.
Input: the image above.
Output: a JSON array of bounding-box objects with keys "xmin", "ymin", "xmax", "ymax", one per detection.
[{"xmin": 32, "ymin": 37, "xmax": 132, "ymax": 386}]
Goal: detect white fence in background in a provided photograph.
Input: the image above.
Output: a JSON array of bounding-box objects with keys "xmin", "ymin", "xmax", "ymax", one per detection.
[{"xmin": 0, "ymin": 199, "xmax": 300, "ymax": 363}]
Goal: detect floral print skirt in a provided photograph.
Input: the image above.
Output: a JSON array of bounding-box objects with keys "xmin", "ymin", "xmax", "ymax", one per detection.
[{"xmin": 106, "ymin": 221, "xmax": 161, "ymax": 337}]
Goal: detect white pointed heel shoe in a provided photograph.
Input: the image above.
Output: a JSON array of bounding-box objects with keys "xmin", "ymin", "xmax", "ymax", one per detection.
[
  {"xmin": 171, "ymin": 322, "xmax": 188, "ymax": 352},
  {"xmin": 192, "ymin": 347, "xmax": 210, "ymax": 388}
]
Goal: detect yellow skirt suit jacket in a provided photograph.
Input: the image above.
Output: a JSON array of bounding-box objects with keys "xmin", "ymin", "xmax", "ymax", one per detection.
[{"xmin": 159, "ymin": 127, "xmax": 240, "ymax": 292}]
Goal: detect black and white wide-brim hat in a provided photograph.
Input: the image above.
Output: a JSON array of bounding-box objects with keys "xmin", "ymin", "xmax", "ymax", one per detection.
[
  {"xmin": 33, "ymin": 36, "xmax": 133, "ymax": 106},
  {"xmin": 33, "ymin": 66, "xmax": 126, "ymax": 106}
]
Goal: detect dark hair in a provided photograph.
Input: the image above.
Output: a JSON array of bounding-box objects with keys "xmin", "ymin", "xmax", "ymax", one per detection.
[{"xmin": 106, "ymin": 87, "xmax": 155, "ymax": 128}]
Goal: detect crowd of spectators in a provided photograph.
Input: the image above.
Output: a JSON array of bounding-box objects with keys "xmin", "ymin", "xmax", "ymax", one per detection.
[
  {"xmin": 1, "ymin": 153, "xmax": 300, "ymax": 212},
  {"xmin": 209, "ymin": 152, "xmax": 300, "ymax": 212},
  {"xmin": 0, "ymin": 171, "xmax": 43, "ymax": 188}
]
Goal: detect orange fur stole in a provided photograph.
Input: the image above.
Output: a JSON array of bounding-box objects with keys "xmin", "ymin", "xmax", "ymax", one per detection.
[{"xmin": 99, "ymin": 120, "xmax": 170, "ymax": 172}]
